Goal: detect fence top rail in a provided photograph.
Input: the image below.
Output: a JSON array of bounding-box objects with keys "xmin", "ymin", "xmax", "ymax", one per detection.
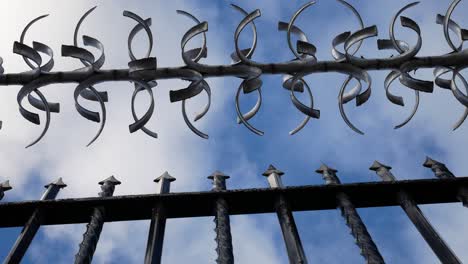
[{"xmin": 0, "ymin": 176, "xmax": 466, "ymax": 227}]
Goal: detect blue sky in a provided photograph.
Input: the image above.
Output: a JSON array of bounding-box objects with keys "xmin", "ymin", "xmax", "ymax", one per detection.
[{"xmin": 0, "ymin": 0, "xmax": 468, "ymax": 263}]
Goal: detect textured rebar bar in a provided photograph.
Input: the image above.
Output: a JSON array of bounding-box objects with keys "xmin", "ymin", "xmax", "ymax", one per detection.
[
  {"xmin": 0, "ymin": 0, "xmax": 466, "ymax": 147},
  {"xmin": 370, "ymin": 161, "xmax": 461, "ymax": 264},
  {"xmin": 337, "ymin": 194, "xmax": 384, "ymax": 264},
  {"xmin": 4, "ymin": 178, "xmax": 66, "ymax": 264},
  {"xmin": 208, "ymin": 171, "xmax": 234, "ymax": 264},
  {"xmin": 263, "ymin": 165, "xmax": 308, "ymax": 264},
  {"xmin": 214, "ymin": 197, "xmax": 234, "ymax": 264},
  {"xmin": 317, "ymin": 164, "xmax": 385, "ymax": 264},
  {"xmin": 74, "ymin": 207, "xmax": 105, "ymax": 264},
  {"xmin": 74, "ymin": 176, "xmax": 121, "ymax": 264},
  {"xmin": 145, "ymin": 172, "xmax": 176, "ymax": 264}
]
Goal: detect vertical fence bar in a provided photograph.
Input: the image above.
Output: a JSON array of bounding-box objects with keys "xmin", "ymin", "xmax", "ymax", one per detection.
[
  {"xmin": 208, "ymin": 171, "xmax": 234, "ymax": 264},
  {"xmin": 74, "ymin": 176, "xmax": 121, "ymax": 264},
  {"xmin": 4, "ymin": 178, "xmax": 67, "ymax": 264},
  {"xmin": 263, "ymin": 165, "xmax": 308, "ymax": 264},
  {"xmin": 423, "ymin": 156, "xmax": 468, "ymax": 206},
  {"xmin": 316, "ymin": 164, "xmax": 385, "ymax": 264},
  {"xmin": 370, "ymin": 161, "xmax": 461, "ymax": 264},
  {"xmin": 145, "ymin": 172, "xmax": 176, "ymax": 264},
  {"xmin": 0, "ymin": 181, "xmax": 12, "ymax": 201}
]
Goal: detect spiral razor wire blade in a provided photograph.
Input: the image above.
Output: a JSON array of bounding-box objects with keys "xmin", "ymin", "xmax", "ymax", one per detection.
[{"xmin": 0, "ymin": 0, "xmax": 467, "ymax": 147}]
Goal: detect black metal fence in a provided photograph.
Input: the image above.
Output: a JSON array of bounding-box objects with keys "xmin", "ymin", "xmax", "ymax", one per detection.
[
  {"xmin": 1, "ymin": 0, "xmax": 468, "ymax": 263},
  {"xmin": 0, "ymin": 157, "xmax": 466, "ymax": 263}
]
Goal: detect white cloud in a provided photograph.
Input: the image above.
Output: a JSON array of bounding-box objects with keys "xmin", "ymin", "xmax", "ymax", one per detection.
[{"xmin": 0, "ymin": 0, "xmax": 284, "ymax": 263}]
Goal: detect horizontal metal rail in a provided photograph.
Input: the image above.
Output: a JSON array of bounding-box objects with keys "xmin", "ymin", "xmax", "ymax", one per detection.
[
  {"xmin": 0, "ymin": 52, "xmax": 467, "ymax": 86},
  {"xmin": 0, "ymin": 177, "xmax": 466, "ymax": 228}
]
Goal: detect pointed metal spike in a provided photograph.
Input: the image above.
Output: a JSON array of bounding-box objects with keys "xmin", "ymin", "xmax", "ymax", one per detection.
[
  {"xmin": 315, "ymin": 163, "xmax": 338, "ymax": 174},
  {"xmin": 98, "ymin": 175, "xmax": 121, "ymax": 185},
  {"xmin": 1, "ymin": 180, "xmax": 12, "ymax": 191},
  {"xmin": 154, "ymin": 171, "xmax": 176, "ymax": 183},
  {"xmin": 369, "ymin": 161, "xmax": 396, "ymax": 181},
  {"xmin": 371, "ymin": 159, "xmax": 462, "ymax": 263},
  {"xmin": 145, "ymin": 170, "xmax": 174, "ymax": 263},
  {"xmin": 262, "ymin": 164, "xmax": 284, "ymax": 176},
  {"xmin": 207, "ymin": 170, "xmax": 230, "ymax": 180},
  {"xmin": 422, "ymin": 156, "xmax": 455, "ymax": 179},
  {"xmin": 208, "ymin": 171, "xmax": 230, "ymax": 191},
  {"xmin": 423, "ymin": 156, "xmax": 438, "ymax": 168},
  {"xmin": 316, "ymin": 163, "xmax": 340, "ymax": 185},
  {"xmin": 44, "ymin": 177, "xmax": 67, "ymax": 188},
  {"xmin": 263, "ymin": 164, "xmax": 285, "ymax": 188},
  {"xmin": 369, "ymin": 160, "xmax": 392, "ymax": 171}
]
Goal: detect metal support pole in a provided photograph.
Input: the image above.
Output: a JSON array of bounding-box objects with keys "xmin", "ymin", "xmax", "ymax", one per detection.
[
  {"xmin": 0, "ymin": 181, "xmax": 12, "ymax": 201},
  {"xmin": 4, "ymin": 178, "xmax": 66, "ymax": 264},
  {"xmin": 263, "ymin": 165, "xmax": 308, "ymax": 264},
  {"xmin": 74, "ymin": 176, "xmax": 121, "ymax": 264},
  {"xmin": 316, "ymin": 164, "xmax": 385, "ymax": 264},
  {"xmin": 208, "ymin": 171, "xmax": 234, "ymax": 264},
  {"xmin": 370, "ymin": 161, "xmax": 461, "ymax": 264},
  {"xmin": 145, "ymin": 172, "xmax": 176, "ymax": 264},
  {"xmin": 423, "ymin": 156, "xmax": 468, "ymax": 206}
]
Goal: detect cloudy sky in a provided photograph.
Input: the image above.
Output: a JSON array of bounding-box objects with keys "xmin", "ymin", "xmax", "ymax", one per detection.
[{"xmin": 0, "ymin": 0, "xmax": 467, "ymax": 263}]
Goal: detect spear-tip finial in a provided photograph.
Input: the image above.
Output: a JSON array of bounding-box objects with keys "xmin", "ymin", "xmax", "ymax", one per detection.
[
  {"xmin": 208, "ymin": 170, "xmax": 230, "ymax": 190},
  {"xmin": 0, "ymin": 180, "xmax": 12, "ymax": 191},
  {"xmin": 207, "ymin": 170, "xmax": 230, "ymax": 180},
  {"xmin": 44, "ymin": 177, "xmax": 67, "ymax": 188},
  {"xmin": 369, "ymin": 160, "xmax": 392, "ymax": 171},
  {"xmin": 154, "ymin": 171, "xmax": 176, "ymax": 183},
  {"xmin": 423, "ymin": 156, "xmax": 440, "ymax": 168},
  {"xmin": 422, "ymin": 156, "xmax": 455, "ymax": 179},
  {"xmin": 98, "ymin": 175, "xmax": 121, "ymax": 185},
  {"xmin": 316, "ymin": 163, "xmax": 340, "ymax": 184},
  {"xmin": 315, "ymin": 163, "xmax": 338, "ymax": 174},
  {"xmin": 262, "ymin": 164, "xmax": 284, "ymax": 177},
  {"xmin": 369, "ymin": 160, "xmax": 397, "ymax": 181}
]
